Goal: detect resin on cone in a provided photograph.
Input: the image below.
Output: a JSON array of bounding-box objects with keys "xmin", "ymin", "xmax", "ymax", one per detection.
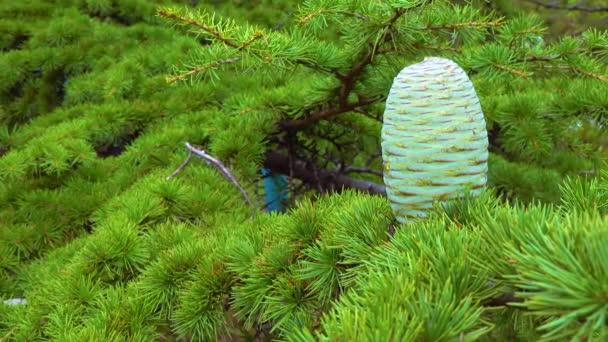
[{"xmin": 381, "ymin": 57, "xmax": 489, "ymax": 224}]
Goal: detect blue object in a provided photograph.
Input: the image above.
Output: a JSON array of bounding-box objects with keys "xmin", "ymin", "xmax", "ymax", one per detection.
[{"xmin": 261, "ymin": 168, "xmax": 288, "ymax": 212}]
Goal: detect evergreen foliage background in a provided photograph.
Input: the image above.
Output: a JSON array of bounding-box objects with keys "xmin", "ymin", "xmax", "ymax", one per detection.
[{"xmin": 0, "ymin": 0, "xmax": 607, "ymax": 340}]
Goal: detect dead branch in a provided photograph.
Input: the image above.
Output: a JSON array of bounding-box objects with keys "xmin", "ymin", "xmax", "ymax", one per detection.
[{"xmin": 168, "ymin": 142, "xmax": 256, "ymax": 216}]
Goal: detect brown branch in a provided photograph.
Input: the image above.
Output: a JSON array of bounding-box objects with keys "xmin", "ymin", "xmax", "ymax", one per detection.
[
  {"xmin": 522, "ymin": 0, "xmax": 608, "ymax": 12},
  {"xmin": 573, "ymin": 68, "xmax": 608, "ymax": 81},
  {"xmin": 278, "ymin": 95, "xmax": 384, "ymax": 130},
  {"xmin": 337, "ymin": 50, "xmax": 375, "ymax": 106},
  {"xmin": 167, "ymin": 57, "xmax": 241, "ymax": 83},
  {"xmin": 279, "ymin": 8, "xmax": 407, "ymax": 131},
  {"xmin": 426, "ymin": 21, "xmax": 503, "ymax": 30},
  {"xmin": 336, "ymin": 9, "xmax": 406, "ymax": 106},
  {"xmin": 298, "ymin": 8, "xmax": 327, "ymax": 25},
  {"xmin": 264, "ymin": 150, "xmax": 386, "ymax": 195},
  {"xmin": 517, "ymin": 55, "xmax": 559, "ymax": 63},
  {"xmin": 493, "ymin": 63, "xmax": 531, "ymax": 78}
]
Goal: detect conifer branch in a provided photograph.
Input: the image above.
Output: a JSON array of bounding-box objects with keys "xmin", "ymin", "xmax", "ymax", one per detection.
[
  {"xmin": 298, "ymin": 9, "xmax": 370, "ymax": 25},
  {"xmin": 278, "ymin": 8, "xmax": 411, "ymax": 130},
  {"xmin": 493, "ymin": 63, "xmax": 531, "ymax": 78},
  {"xmin": 237, "ymin": 31, "xmax": 267, "ymax": 51},
  {"xmin": 426, "ymin": 21, "xmax": 503, "ymax": 30},
  {"xmin": 298, "ymin": 9, "xmax": 328, "ymax": 25},
  {"xmin": 158, "ymin": 8, "xmax": 273, "ymax": 62},
  {"xmin": 536, "ymin": 64, "xmax": 608, "ymax": 81},
  {"xmin": 158, "ymin": 9, "xmax": 240, "ymax": 49},
  {"xmin": 166, "ymin": 57, "xmax": 241, "ymax": 83},
  {"xmin": 0, "ymin": 327, "xmax": 17, "ymax": 342},
  {"xmin": 337, "ymin": 8, "xmax": 406, "ymax": 105},
  {"xmin": 517, "ymin": 55, "xmax": 561, "ymax": 63},
  {"xmin": 522, "ymin": 0, "xmax": 608, "ymax": 12},
  {"xmin": 573, "ymin": 68, "xmax": 608, "ymax": 81},
  {"xmin": 517, "ymin": 47, "xmax": 607, "ymax": 63}
]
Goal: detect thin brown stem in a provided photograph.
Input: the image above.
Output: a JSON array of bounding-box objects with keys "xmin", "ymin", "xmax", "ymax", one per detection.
[
  {"xmin": 166, "ymin": 57, "xmax": 241, "ymax": 83},
  {"xmin": 426, "ymin": 21, "xmax": 503, "ymax": 30},
  {"xmin": 278, "ymin": 95, "xmax": 384, "ymax": 130},
  {"xmin": 493, "ymin": 63, "xmax": 531, "ymax": 78},
  {"xmin": 337, "ymin": 9, "xmax": 406, "ymax": 106},
  {"xmin": 522, "ymin": 0, "xmax": 608, "ymax": 12}
]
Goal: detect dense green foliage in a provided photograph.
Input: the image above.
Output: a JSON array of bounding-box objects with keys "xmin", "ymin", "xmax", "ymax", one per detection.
[{"xmin": 1, "ymin": 0, "xmax": 607, "ymax": 341}]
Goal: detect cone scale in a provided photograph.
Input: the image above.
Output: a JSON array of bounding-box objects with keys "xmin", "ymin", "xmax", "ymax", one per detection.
[{"xmin": 381, "ymin": 57, "xmax": 489, "ymax": 224}]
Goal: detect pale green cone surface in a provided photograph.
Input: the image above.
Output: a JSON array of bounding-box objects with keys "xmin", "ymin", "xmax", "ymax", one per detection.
[{"xmin": 381, "ymin": 57, "xmax": 489, "ymax": 224}]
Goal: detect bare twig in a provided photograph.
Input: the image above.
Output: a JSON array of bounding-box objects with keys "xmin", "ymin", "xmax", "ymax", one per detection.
[
  {"xmin": 168, "ymin": 142, "xmax": 256, "ymax": 217},
  {"xmin": 166, "ymin": 150, "xmax": 193, "ymax": 181},
  {"xmin": 522, "ymin": 0, "xmax": 608, "ymax": 12},
  {"xmin": 493, "ymin": 63, "xmax": 531, "ymax": 78},
  {"xmin": 186, "ymin": 142, "xmax": 255, "ymax": 210}
]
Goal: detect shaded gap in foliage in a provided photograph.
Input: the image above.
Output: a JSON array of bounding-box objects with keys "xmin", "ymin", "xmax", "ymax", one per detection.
[{"xmin": 95, "ymin": 129, "xmax": 143, "ymax": 158}]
